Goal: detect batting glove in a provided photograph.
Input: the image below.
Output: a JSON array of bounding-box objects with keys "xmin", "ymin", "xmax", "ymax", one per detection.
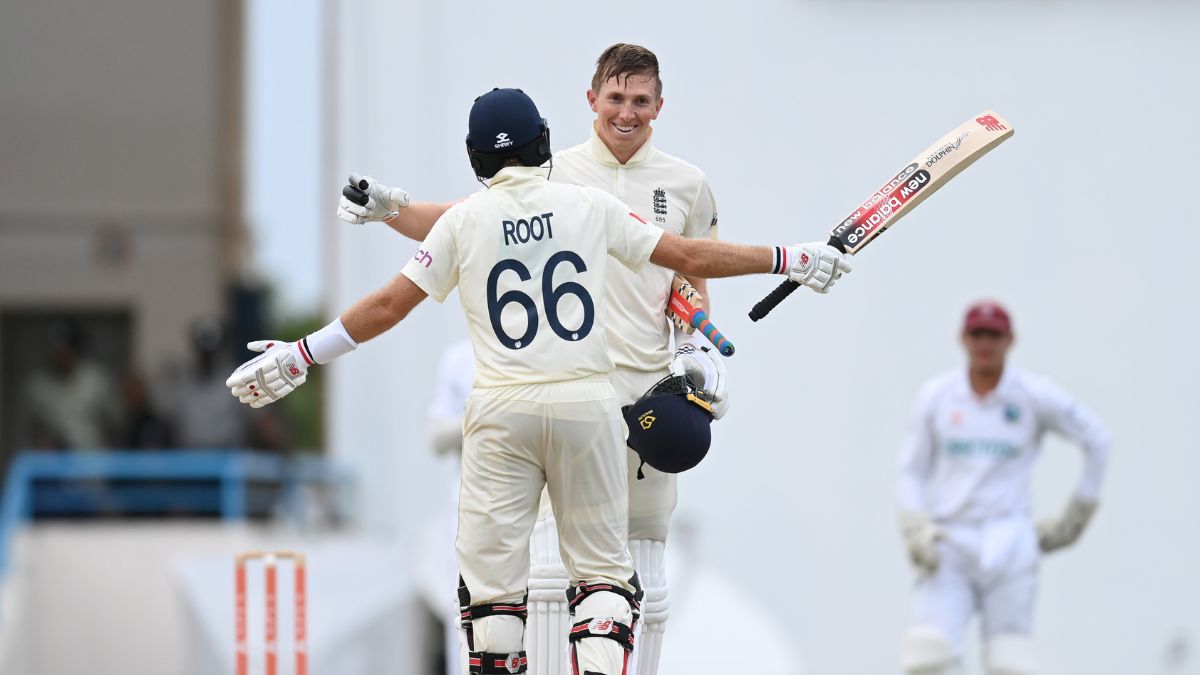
[
  {"xmin": 783, "ymin": 241, "xmax": 851, "ymax": 293},
  {"xmin": 336, "ymin": 173, "xmax": 411, "ymax": 225},
  {"xmin": 900, "ymin": 511, "xmax": 944, "ymax": 575},
  {"xmin": 1037, "ymin": 497, "xmax": 1097, "ymax": 553},
  {"xmin": 225, "ymin": 339, "xmax": 311, "ymax": 408},
  {"xmin": 669, "ymin": 333, "xmax": 729, "ymax": 420}
]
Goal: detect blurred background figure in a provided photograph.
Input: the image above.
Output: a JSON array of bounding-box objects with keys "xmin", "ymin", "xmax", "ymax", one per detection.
[
  {"xmin": 170, "ymin": 317, "xmax": 249, "ymax": 450},
  {"xmin": 896, "ymin": 301, "xmax": 1112, "ymax": 675},
  {"xmin": 412, "ymin": 339, "xmax": 473, "ymax": 675},
  {"xmin": 118, "ymin": 371, "xmax": 172, "ymax": 449},
  {"xmin": 24, "ymin": 320, "xmax": 120, "ymax": 452}
]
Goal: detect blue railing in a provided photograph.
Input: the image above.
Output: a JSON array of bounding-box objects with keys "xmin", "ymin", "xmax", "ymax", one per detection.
[{"xmin": 0, "ymin": 450, "xmax": 351, "ymax": 578}]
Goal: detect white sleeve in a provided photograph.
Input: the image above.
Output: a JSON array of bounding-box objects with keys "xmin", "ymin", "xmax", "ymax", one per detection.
[
  {"xmin": 683, "ymin": 175, "xmax": 719, "ymax": 241},
  {"xmin": 1034, "ymin": 377, "xmax": 1112, "ymax": 502},
  {"xmin": 897, "ymin": 382, "xmax": 939, "ymax": 513},
  {"xmin": 596, "ymin": 189, "xmax": 665, "ymax": 272},
  {"xmin": 401, "ymin": 208, "xmax": 460, "ymax": 302}
]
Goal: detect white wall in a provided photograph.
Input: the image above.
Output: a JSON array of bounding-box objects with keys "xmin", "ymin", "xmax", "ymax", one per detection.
[{"xmin": 327, "ymin": 2, "xmax": 1200, "ymax": 673}]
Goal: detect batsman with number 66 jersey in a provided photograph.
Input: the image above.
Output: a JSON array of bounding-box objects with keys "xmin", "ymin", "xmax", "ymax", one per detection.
[
  {"xmin": 334, "ymin": 44, "xmax": 849, "ymax": 675},
  {"xmin": 896, "ymin": 300, "xmax": 1112, "ymax": 675},
  {"xmin": 306, "ymin": 84, "xmax": 846, "ymax": 675}
]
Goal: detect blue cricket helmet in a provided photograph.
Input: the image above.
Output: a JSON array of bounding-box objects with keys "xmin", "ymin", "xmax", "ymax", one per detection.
[
  {"xmin": 465, "ymin": 88, "xmax": 551, "ymax": 180},
  {"xmin": 623, "ymin": 375, "xmax": 714, "ymax": 476}
]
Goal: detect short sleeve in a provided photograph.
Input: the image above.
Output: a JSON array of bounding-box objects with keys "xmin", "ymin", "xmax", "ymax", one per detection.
[
  {"xmin": 401, "ymin": 208, "xmax": 461, "ymax": 302},
  {"xmin": 683, "ymin": 176, "xmax": 719, "ymax": 241}
]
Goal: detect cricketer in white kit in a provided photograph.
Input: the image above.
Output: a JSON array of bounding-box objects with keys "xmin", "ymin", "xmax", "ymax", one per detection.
[
  {"xmin": 337, "ymin": 44, "xmax": 737, "ymax": 675},
  {"xmin": 242, "ymin": 87, "xmax": 849, "ymax": 675},
  {"xmin": 896, "ymin": 300, "xmax": 1111, "ymax": 675},
  {"xmin": 427, "ymin": 339, "xmax": 475, "ymax": 675}
]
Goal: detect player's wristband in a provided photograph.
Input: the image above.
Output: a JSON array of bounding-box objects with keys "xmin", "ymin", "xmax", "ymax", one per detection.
[
  {"xmin": 299, "ymin": 318, "xmax": 359, "ymax": 365},
  {"xmin": 770, "ymin": 246, "xmax": 790, "ymax": 274}
]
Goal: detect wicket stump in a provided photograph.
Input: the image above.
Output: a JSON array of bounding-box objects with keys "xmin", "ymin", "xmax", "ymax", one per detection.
[{"xmin": 236, "ymin": 550, "xmax": 307, "ymax": 675}]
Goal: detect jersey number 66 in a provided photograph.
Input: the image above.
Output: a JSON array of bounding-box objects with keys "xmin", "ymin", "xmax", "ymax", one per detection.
[{"xmin": 486, "ymin": 251, "xmax": 595, "ymax": 350}]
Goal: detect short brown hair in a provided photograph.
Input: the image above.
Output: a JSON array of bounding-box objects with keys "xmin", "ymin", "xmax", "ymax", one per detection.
[{"xmin": 591, "ymin": 43, "xmax": 662, "ymax": 98}]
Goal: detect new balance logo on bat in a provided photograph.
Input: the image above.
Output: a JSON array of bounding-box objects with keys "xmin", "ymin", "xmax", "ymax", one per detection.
[{"xmin": 976, "ymin": 115, "xmax": 1007, "ymax": 131}]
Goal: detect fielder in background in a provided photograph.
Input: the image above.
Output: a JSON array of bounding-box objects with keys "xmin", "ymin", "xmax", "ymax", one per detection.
[
  {"xmin": 896, "ymin": 300, "xmax": 1112, "ymax": 675},
  {"xmin": 338, "ymin": 43, "xmax": 760, "ymax": 675},
  {"xmin": 427, "ymin": 339, "xmax": 475, "ymax": 675},
  {"xmin": 233, "ymin": 87, "xmax": 849, "ymax": 675}
]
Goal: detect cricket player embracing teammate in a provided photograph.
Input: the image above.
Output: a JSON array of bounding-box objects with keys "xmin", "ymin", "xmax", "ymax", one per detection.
[
  {"xmin": 336, "ymin": 44, "xmax": 798, "ymax": 675},
  {"xmin": 896, "ymin": 301, "xmax": 1112, "ymax": 675},
  {"xmin": 328, "ymin": 84, "xmax": 848, "ymax": 675}
]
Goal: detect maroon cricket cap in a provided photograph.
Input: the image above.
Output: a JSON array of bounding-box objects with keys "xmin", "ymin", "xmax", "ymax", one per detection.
[{"xmin": 963, "ymin": 300, "xmax": 1012, "ymax": 334}]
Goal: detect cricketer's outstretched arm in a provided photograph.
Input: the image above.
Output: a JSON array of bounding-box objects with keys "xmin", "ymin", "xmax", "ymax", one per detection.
[
  {"xmin": 382, "ymin": 201, "xmax": 454, "ymax": 242},
  {"xmin": 339, "ymin": 273, "xmax": 428, "ymax": 343}
]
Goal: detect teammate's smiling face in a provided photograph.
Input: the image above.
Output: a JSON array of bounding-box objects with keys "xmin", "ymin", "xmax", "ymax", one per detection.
[{"xmin": 587, "ymin": 73, "xmax": 663, "ymax": 164}]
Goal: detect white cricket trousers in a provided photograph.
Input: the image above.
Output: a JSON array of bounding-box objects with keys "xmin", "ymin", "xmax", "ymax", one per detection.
[
  {"xmin": 457, "ymin": 377, "xmax": 638, "ymax": 609},
  {"xmin": 910, "ymin": 515, "xmax": 1039, "ymax": 652}
]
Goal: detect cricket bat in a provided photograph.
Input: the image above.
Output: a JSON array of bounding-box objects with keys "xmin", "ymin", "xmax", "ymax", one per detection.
[
  {"xmin": 668, "ymin": 275, "xmax": 735, "ymax": 356},
  {"xmin": 748, "ymin": 111, "xmax": 1015, "ymax": 321}
]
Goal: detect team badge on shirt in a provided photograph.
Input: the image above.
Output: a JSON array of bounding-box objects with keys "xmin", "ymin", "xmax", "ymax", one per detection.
[
  {"xmin": 1003, "ymin": 404, "xmax": 1021, "ymax": 423},
  {"xmin": 653, "ymin": 188, "xmax": 667, "ymax": 223}
]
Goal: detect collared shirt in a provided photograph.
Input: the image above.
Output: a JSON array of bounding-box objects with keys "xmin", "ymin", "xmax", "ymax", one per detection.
[
  {"xmin": 402, "ymin": 167, "xmax": 664, "ymax": 388},
  {"xmin": 550, "ymin": 124, "xmax": 719, "ymax": 372},
  {"xmin": 896, "ymin": 367, "xmax": 1111, "ymax": 521}
]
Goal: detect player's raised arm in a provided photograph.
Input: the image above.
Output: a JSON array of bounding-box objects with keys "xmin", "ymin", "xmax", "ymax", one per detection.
[
  {"xmin": 648, "ymin": 230, "xmax": 852, "ymax": 293},
  {"xmin": 337, "ymin": 173, "xmax": 455, "ymax": 241}
]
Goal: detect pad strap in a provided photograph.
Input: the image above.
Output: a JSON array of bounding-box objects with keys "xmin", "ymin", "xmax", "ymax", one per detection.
[
  {"xmin": 565, "ymin": 575, "xmax": 644, "ymax": 653},
  {"xmin": 567, "ymin": 577, "xmax": 643, "ymax": 618},
  {"xmin": 458, "ymin": 575, "xmax": 528, "ymax": 651},
  {"xmin": 467, "ymin": 651, "xmax": 528, "ymax": 674},
  {"xmin": 569, "ymin": 616, "xmax": 636, "ymax": 652}
]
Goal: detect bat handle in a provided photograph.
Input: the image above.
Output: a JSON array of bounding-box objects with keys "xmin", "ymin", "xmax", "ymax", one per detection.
[
  {"xmin": 692, "ymin": 310, "xmax": 735, "ymax": 356},
  {"xmin": 748, "ymin": 236, "xmax": 847, "ymax": 322},
  {"xmin": 748, "ymin": 280, "xmax": 800, "ymax": 322},
  {"xmin": 342, "ymin": 174, "xmax": 371, "ymax": 207}
]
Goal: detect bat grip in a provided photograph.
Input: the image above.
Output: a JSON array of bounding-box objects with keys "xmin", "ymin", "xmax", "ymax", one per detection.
[
  {"xmin": 748, "ymin": 280, "xmax": 800, "ymax": 322},
  {"xmin": 747, "ymin": 236, "xmax": 847, "ymax": 322},
  {"xmin": 692, "ymin": 310, "xmax": 735, "ymax": 356}
]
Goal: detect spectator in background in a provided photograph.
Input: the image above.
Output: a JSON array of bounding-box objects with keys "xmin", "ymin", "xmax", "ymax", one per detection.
[
  {"xmin": 170, "ymin": 317, "xmax": 249, "ymax": 449},
  {"xmin": 26, "ymin": 319, "xmax": 121, "ymax": 451},
  {"xmin": 119, "ymin": 371, "xmax": 172, "ymax": 449}
]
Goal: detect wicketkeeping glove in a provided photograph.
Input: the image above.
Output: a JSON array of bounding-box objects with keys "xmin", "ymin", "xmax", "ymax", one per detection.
[
  {"xmin": 900, "ymin": 511, "xmax": 944, "ymax": 575},
  {"xmin": 336, "ymin": 173, "xmax": 411, "ymax": 225},
  {"xmin": 225, "ymin": 340, "xmax": 311, "ymax": 408},
  {"xmin": 1037, "ymin": 497, "xmax": 1098, "ymax": 553},
  {"xmin": 669, "ymin": 333, "xmax": 729, "ymax": 419},
  {"xmin": 783, "ymin": 241, "xmax": 852, "ymax": 293}
]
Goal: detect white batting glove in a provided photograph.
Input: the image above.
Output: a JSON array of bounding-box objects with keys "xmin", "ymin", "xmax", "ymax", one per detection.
[
  {"xmin": 225, "ymin": 340, "xmax": 310, "ymax": 408},
  {"xmin": 1037, "ymin": 497, "xmax": 1098, "ymax": 553},
  {"xmin": 900, "ymin": 511, "xmax": 944, "ymax": 575},
  {"xmin": 784, "ymin": 241, "xmax": 851, "ymax": 293},
  {"xmin": 669, "ymin": 333, "xmax": 729, "ymax": 420},
  {"xmin": 336, "ymin": 173, "xmax": 411, "ymax": 225}
]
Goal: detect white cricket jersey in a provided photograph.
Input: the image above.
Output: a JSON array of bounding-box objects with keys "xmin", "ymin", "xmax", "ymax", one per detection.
[
  {"xmin": 896, "ymin": 367, "xmax": 1111, "ymax": 522},
  {"xmin": 401, "ymin": 166, "xmax": 665, "ymax": 389},
  {"xmin": 551, "ymin": 124, "xmax": 719, "ymax": 373}
]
